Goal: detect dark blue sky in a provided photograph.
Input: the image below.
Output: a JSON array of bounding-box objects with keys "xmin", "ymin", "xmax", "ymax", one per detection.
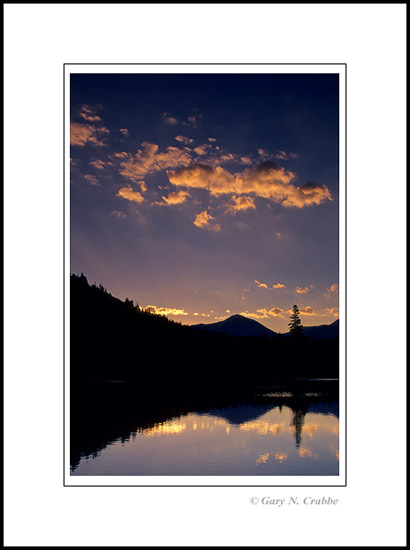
[{"xmin": 70, "ymin": 72, "xmax": 339, "ymax": 331}]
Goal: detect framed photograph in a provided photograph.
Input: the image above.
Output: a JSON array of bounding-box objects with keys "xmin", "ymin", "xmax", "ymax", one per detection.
[
  {"xmin": 64, "ymin": 64, "xmax": 346, "ymax": 487},
  {"xmin": 5, "ymin": 3, "xmax": 406, "ymax": 547}
]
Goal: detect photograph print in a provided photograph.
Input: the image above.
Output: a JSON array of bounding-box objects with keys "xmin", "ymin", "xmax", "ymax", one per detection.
[{"xmin": 66, "ymin": 66, "xmax": 344, "ymax": 483}]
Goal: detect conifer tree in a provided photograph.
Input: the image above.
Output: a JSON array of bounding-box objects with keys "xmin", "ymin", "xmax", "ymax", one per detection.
[{"xmin": 288, "ymin": 304, "xmax": 304, "ymax": 336}]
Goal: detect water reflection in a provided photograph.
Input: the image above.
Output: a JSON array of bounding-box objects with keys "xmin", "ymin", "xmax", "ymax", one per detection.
[{"xmin": 72, "ymin": 403, "xmax": 339, "ymax": 476}]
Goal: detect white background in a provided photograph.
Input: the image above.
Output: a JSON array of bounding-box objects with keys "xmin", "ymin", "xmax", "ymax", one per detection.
[{"xmin": 4, "ymin": 4, "xmax": 406, "ymax": 547}]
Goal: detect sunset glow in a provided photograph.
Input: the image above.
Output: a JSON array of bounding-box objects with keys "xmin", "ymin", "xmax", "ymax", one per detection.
[{"xmin": 70, "ymin": 73, "xmax": 339, "ymax": 332}]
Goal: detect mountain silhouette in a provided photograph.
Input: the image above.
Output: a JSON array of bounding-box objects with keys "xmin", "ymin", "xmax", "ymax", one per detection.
[
  {"xmin": 298, "ymin": 319, "xmax": 339, "ymax": 339},
  {"xmin": 192, "ymin": 314, "xmax": 338, "ymax": 339},
  {"xmin": 192, "ymin": 314, "xmax": 278, "ymax": 338}
]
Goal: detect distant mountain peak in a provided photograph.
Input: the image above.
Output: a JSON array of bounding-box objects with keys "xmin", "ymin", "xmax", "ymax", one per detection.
[{"xmin": 192, "ymin": 314, "xmax": 277, "ymax": 338}]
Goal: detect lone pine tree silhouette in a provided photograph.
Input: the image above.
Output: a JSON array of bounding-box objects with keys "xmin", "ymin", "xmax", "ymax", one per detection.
[{"xmin": 288, "ymin": 304, "xmax": 304, "ymax": 337}]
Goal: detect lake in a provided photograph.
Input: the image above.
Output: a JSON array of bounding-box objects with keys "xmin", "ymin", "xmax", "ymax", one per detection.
[{"xmin": 70, "ymin": 381, "xmax": 339, "ymax": 476}]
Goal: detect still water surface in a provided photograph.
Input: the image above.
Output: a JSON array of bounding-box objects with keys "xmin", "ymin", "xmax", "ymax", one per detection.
[{"xmin": 72, "ymin": 398, "xmax": 339, "ymax": 476}]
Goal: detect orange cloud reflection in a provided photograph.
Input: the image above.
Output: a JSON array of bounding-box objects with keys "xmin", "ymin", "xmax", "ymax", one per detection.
[{"xmin": 143, "ymin": 421, "xmax": 186, "ymax": 437}]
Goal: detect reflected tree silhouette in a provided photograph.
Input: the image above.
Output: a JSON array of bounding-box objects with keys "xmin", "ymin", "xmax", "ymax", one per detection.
[{"xmin": 290, "ymin": 407, "xmax": 308, "ymax": 448}]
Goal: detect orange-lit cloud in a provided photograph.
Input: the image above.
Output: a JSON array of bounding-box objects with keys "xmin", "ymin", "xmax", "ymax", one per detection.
[
  {"xmin": 162, "ymin": 112, "xmax": 178, "ymax": 126},
  {"xmin": 84, "ymin": 174, "xmax": 100, "ymax": 186},
  {"xmin": 327, "ymin": 283, "xmax": 339, "ymax": 293},
  {"xmin": 283, "ymin": 181, "xmax": 331, "ymax": 207},
  {"xmin": 119, "ymin": 128, "xmax": 130, "ymax": 137},
  {"xmin": 295, "ymin": 285, "xmax": 314, "ymax": 294},
  {"xmin": 168, "ymin": 161, "xmax": 331, "ymax": 208},
  {"xmin": 225, "ymin": 195, "xmax": 256, "ymax": 213},
  {"xmin": 194, "ymin": 145, "xmax": 211, "ymax": 156},
  {"xmin": 208, "ymin": 137, "xmax": 217, "ymax": 142},
  {"xmin": 322, "ymin": 307, "xmax": 339, "ymax": 317},
  {"xmin": 193, "ymin": 210, "xmax": 221, "ymax": 232},
  {"xmin": 116, "ymin": 186, "xmax": 145, "ymax": 203},
  {"xmin": 175, "ymin": 135, "xmax": 193, "ymax": 145},
  {"xmin": 299, "ymin": 306, "xmax": 315, "ymax": 316},
  {"xmin": 241, "ymin": 156, "xmax": 253, "ymax": 165},
  {"xmin": 255, "ymin": 280, "xmax": 286, "ymax": 291},
  {"xmin": 241, "ymin": 307, "xmax": 284, "ymax": 319},
  {"xmin": 161, "ymin": 189, "xmax": 191, "ymax": 205},
  {"xmin": 145, "ymin": 305, "xmax": 188, "ymax": 316},
  {"xmin": 118, "ymin": 143, "xmax": 192, "ymax": 183},
  {"xmin": 79, "ymin": 105, "xmax": 102, "ymax": 122},
  {"xmin": 273, "ymin": 150, "xmax": 298, "ymax": 161},
  {"xmin": 89, "ymin": 160, "xmax": 105, "ymax": 170},
  {"xmin": 70, "ymin": 122, "xmax": 109, "ymax": 147}
]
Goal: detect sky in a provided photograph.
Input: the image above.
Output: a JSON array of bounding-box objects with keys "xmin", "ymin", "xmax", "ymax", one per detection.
[{"xmin": 70, "ymin": 73, "xmax": 339, "ymax": 333}]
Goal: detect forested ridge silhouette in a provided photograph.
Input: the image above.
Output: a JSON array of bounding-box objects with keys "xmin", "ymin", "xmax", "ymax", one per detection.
[{"xmin": 70, "ymin": 273, "xmax": 339, "ymax": 388}]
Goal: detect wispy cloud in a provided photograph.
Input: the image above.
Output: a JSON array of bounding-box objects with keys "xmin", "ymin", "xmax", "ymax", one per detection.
[
  {"xmin": 240, "ymin": 156, "xmax": 253, "ymax": 165},
  {"xmin": 183, "ymin": 114, "xmax": 200, "ymax": 128},
  {"xmin": 175, "ymin": 135, "xmax": 193, "ymax": 145},
  {"xmin": 295, "ymin": 285, "xmax": 315, "ymax": 294},
  {"xmin": 193, "ymin": 210, "xmax": 221, "ymax": 232},
  {"xmin": 327, "ymin": 283, "xmax": 339, "ymax": 293},
  {"xmin": 160, "ymin": 189, "xmax": 191, "ymax": 205},
  {"xmin": 241, "ymin": 307, "xmax": 284, "ymax": 319},
  {"xmin": 110, "ymin": 210, "xmax": 127, "ymax": 219},
  {"xmin": 254, "ymin": 280, "xmax": 286, "ymax": 290},
  {"xmin": 254, "ymin": 280, "xmax": 268, "ymax": 289},
  {"xmin": 79, "ymin": 105, "xmax": 102, "ymax": 122},
  {"xmin": 273, "ymin": 150, "xmax": 298, "ymax": 161},
  {"xmin": 84, "ymin": 174, "xmax": 100, "ymax": 186},
  {"xmin": 116, "ymin": 186, "xmax": 145, "ymax": 203},
  {"xmin": 299, "ymin": 306, "xmax": 315, "ymax": 315},
  {"xmin": 145, "ymin": 305, "xmax": 188, "ymax": 316},
  {"xmin": 119, "ymin": 128, "xmax": 130, "ymax": 137},
  {"xmin": 89, "ymin": 159, "xmax": 105, "ymax": 170},
  {"xmin": 162, "ymin": 112, "xmax": 179, "ymax": 126},
  {"xmin": 322, "ymin": 307, "xmax": 339, "ymax": 317},
  {"xmin": 162, "ymin": 111, "xmax": 201, "ymax": 128}
]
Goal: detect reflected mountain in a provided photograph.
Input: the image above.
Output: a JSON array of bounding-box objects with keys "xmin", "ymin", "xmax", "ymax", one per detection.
[
  {"xmin": 203, "ymin": 403, "xmax": 276, "ymax": 425},
  {"xmin": 70, "ymin": 379, "xmax": 338, "ymax": 472}
]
